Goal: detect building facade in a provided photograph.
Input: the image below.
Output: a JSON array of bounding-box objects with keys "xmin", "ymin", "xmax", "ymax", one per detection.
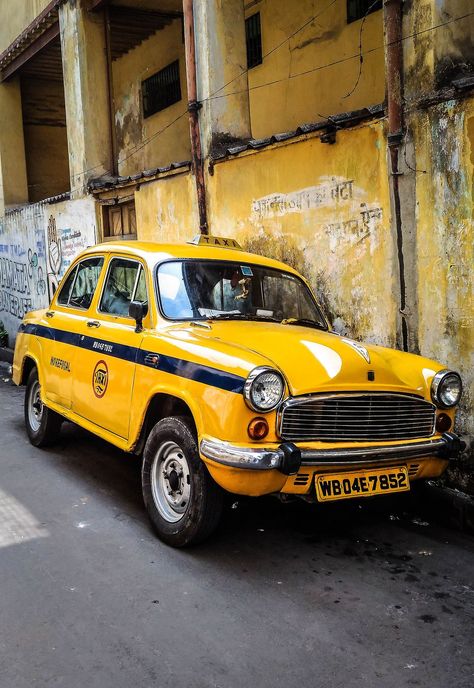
[{"xmin": 0, "ymin": 0, "xmax": 473, "ymax": 480}]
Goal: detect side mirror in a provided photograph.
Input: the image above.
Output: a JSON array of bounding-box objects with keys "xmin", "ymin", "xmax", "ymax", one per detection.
[{"xmin": 129, "ymin": 301, "xmax": 148, "ymax": 333}]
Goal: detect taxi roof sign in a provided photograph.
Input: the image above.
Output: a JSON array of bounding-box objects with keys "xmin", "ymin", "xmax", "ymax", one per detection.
[{"xmin": 188, "ymin": 235, "xmax": 242, "ymax": 250}]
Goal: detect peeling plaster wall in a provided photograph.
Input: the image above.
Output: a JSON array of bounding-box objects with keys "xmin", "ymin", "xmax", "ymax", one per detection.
[
  {"xmin": 207, "ymin": 122, "xmax": 397, "ymax": 346},
  {"xmin": 246, "ymin": 0, "xmax": 385, "ymax": 138},
  {"xmin": 0, "ymin": 198, "xmax": 98, "ymax": 345},
  {"xmin": 412, "ymin": 99, "xmax": 474, "ymax": 445},
  {"xmin": 112, "ymin": 19, "xmax": 190, "ymax": 177}
]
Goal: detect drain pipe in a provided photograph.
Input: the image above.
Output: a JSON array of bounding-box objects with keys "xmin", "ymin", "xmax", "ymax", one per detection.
[
  {"xmin": 384, "ymin": 0, "xmax": 408, "ymax": 351},
  {"xmin": 183, "ymin": 0, "xmax": 208, "ymax": 235}
]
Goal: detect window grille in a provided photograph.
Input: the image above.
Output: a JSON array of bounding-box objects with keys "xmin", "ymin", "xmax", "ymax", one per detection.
[
  {"xmin": 347, "ymin": 0, "xmax": 382, "ymax": 23},
  {"xmin": 142, "ymin": 60, "xmax": 181, "ymax": 118},
  {"xmin": 245, "ymin": 13, "xmax": 262, "ymax": 69}
]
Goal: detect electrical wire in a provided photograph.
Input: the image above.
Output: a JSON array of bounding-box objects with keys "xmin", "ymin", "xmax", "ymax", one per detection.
[
  {"xmin": 66, "ymin": 7, "xmax": 474, "ymax": 193},
  {"xmin": 343, "ymin": 0, "xmax": 381, "ymax": 99}
]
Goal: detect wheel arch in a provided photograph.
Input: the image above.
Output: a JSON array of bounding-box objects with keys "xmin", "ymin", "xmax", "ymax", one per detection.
[
  {"xmin": 19, "ymin": 354, "xmax": 40, "ymax": 386},
  {"xmin": 132, "ymin": 391, "xmax": 201, "ymax": 455}
]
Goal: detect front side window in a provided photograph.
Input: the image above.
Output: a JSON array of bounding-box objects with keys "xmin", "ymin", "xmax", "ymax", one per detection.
[
  {"xmin": 100, "ymin": 258, "xmax": 147, "ymax": 317},
  {"xmin": 157, "ymin": 260, "xmax": 326, "ymax": 329},
  {"xmin": 57, "ymin": 257, "xmax": 104, "ymax": 310}
]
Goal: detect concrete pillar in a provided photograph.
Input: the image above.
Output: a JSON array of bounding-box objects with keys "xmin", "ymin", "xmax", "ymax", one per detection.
[
  {"xmin": 0, "ymin": 77, "xmax": 29, "ymax": 213},
  {"xmin": 59, "ymin": 1, "xmax": 112, "ymax": 197},
  {"xmin": 193, "ymin": 0, "xmax": 251, "ymax": 158}
]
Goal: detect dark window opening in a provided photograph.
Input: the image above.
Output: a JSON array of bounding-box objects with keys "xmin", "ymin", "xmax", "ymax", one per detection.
[
  {"xmin": 142, "ymin": 60, "xmax": 181, "ymax": 118},
  {"xmin": 347, "ymin": 0, "xmax": 382, "ymax": 23},
  {"xmin": 245, "ymin": 13, "xmax": 262, "ymax": 69}
]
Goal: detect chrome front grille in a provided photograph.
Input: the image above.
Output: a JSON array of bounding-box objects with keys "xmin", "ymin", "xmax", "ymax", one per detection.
[{"xmin": 278, "ymin": 393, "xmax": 436, "ymax": 442}]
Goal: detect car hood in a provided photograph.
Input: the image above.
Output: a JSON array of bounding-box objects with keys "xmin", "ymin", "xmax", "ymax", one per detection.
[{"xmin": 167, "ymin": 321, "xmax": 442, "ymax": 398}]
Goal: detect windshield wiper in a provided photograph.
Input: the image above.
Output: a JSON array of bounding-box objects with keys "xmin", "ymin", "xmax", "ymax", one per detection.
[
  {"xmin": 280, "ymin": 317, "xmax": 325, "ymax": 330},
  {"xmin": 208, "ymin": 313, "xmax": 280, "ymax": 323}
]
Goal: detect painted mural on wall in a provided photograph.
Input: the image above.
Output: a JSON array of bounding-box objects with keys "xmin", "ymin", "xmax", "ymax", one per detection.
[{"xmin": 0, "ymin": 198, "xmax": 97, "ymax": 344}]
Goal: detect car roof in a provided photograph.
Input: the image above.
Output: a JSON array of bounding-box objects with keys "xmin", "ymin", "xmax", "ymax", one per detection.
[{"xmin": 80, "ymin": 240, "xmax": 301, "ymax": 275}]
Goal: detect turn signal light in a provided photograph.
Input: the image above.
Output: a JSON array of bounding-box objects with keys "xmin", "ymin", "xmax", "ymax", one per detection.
[
  {"xmin": 247, "ymin": 417, "xmax": 269, "ymax": 440},
  {"xmin": 436, "ymin": 413, "xmax": 452, "ymax": 433}
]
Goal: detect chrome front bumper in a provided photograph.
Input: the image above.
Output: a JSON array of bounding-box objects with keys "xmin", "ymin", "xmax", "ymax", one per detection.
[{"xmin": 200, "ymin": 433, "xmax": 461, "ymax": 475}]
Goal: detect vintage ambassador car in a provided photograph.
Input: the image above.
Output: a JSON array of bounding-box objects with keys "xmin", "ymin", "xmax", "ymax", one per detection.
[{"xmin": 13, "ymin": 236, "xmax": 463, "ymax": 547}]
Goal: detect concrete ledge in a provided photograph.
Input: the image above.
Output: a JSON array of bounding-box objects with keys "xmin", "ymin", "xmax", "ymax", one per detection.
[
  {"xmin": 0, "ymin": 348, "xmax": 13, "ymax": 364},
  {"xmin": 420, "ymin": 480, "xmax": 474, "ymax": 535}
]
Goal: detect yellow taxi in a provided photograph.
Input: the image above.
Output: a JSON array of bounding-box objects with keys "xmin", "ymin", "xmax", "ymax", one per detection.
[{"xmin": 13, "ymin": 237, "xmax": 463, "ymax": 546}]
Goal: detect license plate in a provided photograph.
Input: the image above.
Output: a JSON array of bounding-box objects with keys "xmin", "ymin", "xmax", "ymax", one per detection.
[{"xmin": 315, "ymin": 466, "xmax": 410, "ymax": 502}]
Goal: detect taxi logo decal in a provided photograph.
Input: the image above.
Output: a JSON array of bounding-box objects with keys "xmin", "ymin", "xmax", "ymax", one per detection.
[
  {"xmin": 93, "ymin": 360, "xmax": 109, "ymax": 398},
  {"xmin": 341, "ymin": 338, "xmax": 371, "ymax": 364}
]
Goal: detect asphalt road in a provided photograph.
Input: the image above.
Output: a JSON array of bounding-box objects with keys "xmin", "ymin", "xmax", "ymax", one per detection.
[{"xmin": 0, "ymin": 370, "xmax": 473, "ymax": 688}]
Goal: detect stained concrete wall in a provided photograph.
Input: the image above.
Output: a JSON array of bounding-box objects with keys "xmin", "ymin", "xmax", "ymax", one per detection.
[
  {"xmin": 0, "ymin": 198, "xmax": 97, "ymax": 345},
  {"xmin": 411, "ymin": 99, "xmax": 474, "ymax": 448}
]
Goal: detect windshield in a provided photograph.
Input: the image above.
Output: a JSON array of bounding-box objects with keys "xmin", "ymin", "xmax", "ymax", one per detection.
[{"xmin": 156, "ymin": 260, "xmax": 327, "ymax": 328}]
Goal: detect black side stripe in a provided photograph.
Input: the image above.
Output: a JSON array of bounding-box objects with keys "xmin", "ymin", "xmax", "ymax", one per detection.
[{"xmin": 20, "ymin": 323, "xmax": 245, "ymax": 394}]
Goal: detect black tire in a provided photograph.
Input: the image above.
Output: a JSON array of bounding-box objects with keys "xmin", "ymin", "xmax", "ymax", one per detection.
[
  {"xmin": 24, "ymin": 368, "xmax": 62, "ymax": 447},
  {"xmin": 142, "ymin": 416, "xmax": 224, "ymax": 547}
]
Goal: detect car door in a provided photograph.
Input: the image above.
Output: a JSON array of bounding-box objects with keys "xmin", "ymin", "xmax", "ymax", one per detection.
[
  {"xmin": 71, "ymin": 255, "xmax": 150, "ymax": 440},
  {"xmin": 42, "ymin": 255, "xmax": 105, "ymax": 409}
]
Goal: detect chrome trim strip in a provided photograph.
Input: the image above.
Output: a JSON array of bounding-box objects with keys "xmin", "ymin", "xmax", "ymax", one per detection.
[
  {"xmin": 200, "ymin": 439, "xmax": 283, "ymax": 470},
  {"xmin": 200, "ymin": 437, "xmax": 448, "ymax": 471},
  {"xmin": 300, "ymin": 438, "xmax": 447, "ymax": 465}
]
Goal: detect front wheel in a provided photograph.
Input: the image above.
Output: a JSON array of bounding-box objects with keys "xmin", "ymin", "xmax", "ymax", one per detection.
[
  {"xmin": 141, "ymin": 416, "xmax": 224, "ymax": 547},
  {"xmin": 24, "ymin": 368, "xmax": 62, "ymax": 447}
]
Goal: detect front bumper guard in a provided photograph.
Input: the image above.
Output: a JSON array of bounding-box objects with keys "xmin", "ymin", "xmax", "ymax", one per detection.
[{"xmin": 200, "ymin": 432, "xmax": 462, "ymax": 476}]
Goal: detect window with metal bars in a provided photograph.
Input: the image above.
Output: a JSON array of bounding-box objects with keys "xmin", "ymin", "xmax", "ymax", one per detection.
[
  {"xmin": 245, "ymin": 13, "xmax": 262, "ymax": 69},
  {"xmin": 142, "ymin": 60, "xmax": 181, "ymax": 118},
  {"xmin": 347, "ymin": 0, "xmax": 382, "ymax": 23}
]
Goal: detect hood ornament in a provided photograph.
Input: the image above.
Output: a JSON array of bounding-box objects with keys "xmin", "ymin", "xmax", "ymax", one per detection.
[{"xmin": 342, "ymin": 338, "xmax": 371, "ymax": 364}]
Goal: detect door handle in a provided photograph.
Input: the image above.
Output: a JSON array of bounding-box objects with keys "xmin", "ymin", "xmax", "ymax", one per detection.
[
  {"xmin": 46, "ymin": 311, "xmax": 55, "ymax": 318},
  {"xmin": 87, "ymin": 320, "xmax": 101, "ymax": 328}
]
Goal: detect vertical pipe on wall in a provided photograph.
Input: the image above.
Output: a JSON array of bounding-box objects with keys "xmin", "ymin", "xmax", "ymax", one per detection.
[
  {"xmin": 183, "ymin": 0, "xmax": 208, "ymax": 235},
  {"xmin": 104, "ymin": 5, "xmax": 118, "ymax": 177},
  {"xmin": 384, "ymin": 0, "xmax": 408, "ymax": 351}
]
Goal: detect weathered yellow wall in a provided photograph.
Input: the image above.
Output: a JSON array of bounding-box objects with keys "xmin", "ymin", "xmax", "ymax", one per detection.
[
  {"xmin": 21, "ymin": 77, "xmax": 69, "ymax": 202},
  {"xmin": 0, "ymin": 76, "xmax": 28, "ymax": 208},
  {"xmin": 0, "ymin": 0, "xmax": 52, "ymax": 53},
  {"xmin": 246, "ymin": 0, "xmax": 385, "ymax": 138},
  {"xmin": 207, "ymin": 123, "xmax": 397, "ymax": 346},
  {"xmin": 412, "ymin": 99, "xmax": 474, "ymax": 440},
  {"xmin": 112, "ymin": 18, "xmax": 190, "ymax": 176},
  {"xmin": 135, "ymin": 171, "xmax": 197, "ymax": 242}
]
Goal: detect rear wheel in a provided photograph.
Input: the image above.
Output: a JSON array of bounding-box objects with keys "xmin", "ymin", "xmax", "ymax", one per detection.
[
  {"xmin": 24, "ymin": 368, "xmax": 62, "ymax": 447},
  {"xmin": 142, "ymin": 416, "xmax": 224, "ymax": 547}
]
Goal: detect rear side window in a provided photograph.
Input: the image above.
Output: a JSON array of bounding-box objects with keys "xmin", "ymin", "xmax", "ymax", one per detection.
[
  {"xmin": 100, "ymin": 258, "xmax": 148, "ymax": 317},
  {"xmin": 57, "ymin": 257, "xmax": 104, "ymax": 310}
]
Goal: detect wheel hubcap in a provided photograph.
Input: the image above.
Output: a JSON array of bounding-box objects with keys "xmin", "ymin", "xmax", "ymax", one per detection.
[
  {"xmin": 28, "ymin": 380, "xmax": 43, "ymax": 432},
  {"xmin": 150, "ymin": 441, "xmax": 191, "ymax": 523}
]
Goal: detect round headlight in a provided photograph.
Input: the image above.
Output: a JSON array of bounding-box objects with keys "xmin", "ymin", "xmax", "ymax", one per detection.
[
  {"xmin": 244, "ymin": 367, "xmax": 285, "ymax": 412},
  {"xmin": 431, "ymin": 370, "xmax": 462, "ymax": 408}
]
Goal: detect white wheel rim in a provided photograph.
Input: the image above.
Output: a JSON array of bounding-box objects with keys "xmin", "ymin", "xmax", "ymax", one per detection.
[
  {"xmin": 28, "ymin": 380, "xmax": 43, "ymax": 432},
  {"xmin": 150, "ymin": 440, "xmax": 191, "ymax": 523}
]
